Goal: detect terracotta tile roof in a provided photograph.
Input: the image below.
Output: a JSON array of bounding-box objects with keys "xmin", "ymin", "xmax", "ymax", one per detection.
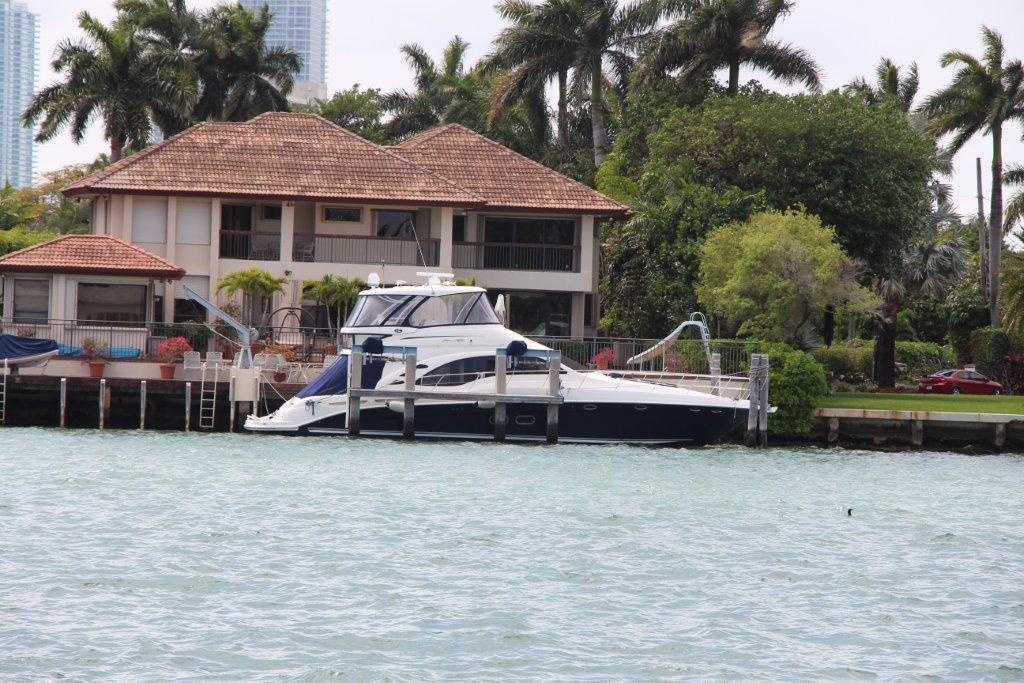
[
  {"xmin": 392, "ymin": 124, "xmax": 631, "ymax": 217},
  {"xmin": 0, "ymin": 234, "xmax": 185, "ymax": 278},
  {"xmin": 64, "ymin": 113, "xmax": 482, "ymax": 207}
]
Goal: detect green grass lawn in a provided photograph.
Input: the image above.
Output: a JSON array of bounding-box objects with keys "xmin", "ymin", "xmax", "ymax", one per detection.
[{"xmin": 818, "ymin": 392, "xmax": 1024, "ymax": 415}]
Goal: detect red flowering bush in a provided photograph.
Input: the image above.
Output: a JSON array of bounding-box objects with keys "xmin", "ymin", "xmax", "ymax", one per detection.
[{"xmin": 157, "ymin": 336, "xmax": 193, "ymax": 364}]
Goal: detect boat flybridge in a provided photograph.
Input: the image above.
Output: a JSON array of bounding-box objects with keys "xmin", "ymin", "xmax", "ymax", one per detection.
[{"xmin": 245, "ymin": 273, "xmax": 750, "ymax": 445}]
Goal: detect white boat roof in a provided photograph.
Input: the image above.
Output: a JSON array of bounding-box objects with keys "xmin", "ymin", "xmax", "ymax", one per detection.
[{"xmin": 358, "ymin": 284, "xmax": 486, "ymax": 297}]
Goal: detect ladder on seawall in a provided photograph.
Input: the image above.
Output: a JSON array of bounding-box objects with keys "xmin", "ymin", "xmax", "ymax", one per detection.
[
  {"xmin": 199, "ymin": 362, "xmax": 219, "ymax": 430},
  {"xmin": 0, "ymin": 359, "xmax": 7, "ymax": 424}
]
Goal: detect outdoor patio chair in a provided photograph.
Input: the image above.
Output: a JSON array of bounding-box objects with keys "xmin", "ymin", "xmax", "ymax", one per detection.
[
  {"xmin": 182, "ymin": 351, "xmax": 202, "ymax": 381},
  {"xmin": 204, "ymin": 351, "xmax": 224, "ymax": 369}
]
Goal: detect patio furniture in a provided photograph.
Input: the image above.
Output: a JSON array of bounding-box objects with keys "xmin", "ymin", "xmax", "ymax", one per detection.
[{"xmin": 182, "ymin": 351, "xmax": 202, "ymax": 381}]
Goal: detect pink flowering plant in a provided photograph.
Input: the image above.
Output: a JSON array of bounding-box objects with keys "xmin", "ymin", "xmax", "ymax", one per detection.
[{"xmin": 157, "ymin": 336, "xmax": 193, "ymax": 364}]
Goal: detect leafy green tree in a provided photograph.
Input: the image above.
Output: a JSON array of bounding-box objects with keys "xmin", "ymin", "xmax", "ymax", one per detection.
[
  {"xmin": 697, "ymin": 210, "xmax": 875, "ymax": 346},
  {"xmin": 635, "ymin": 91, "xmax": 936, "ymax": 275},
  {"xmin": 19, "ymin": 158, "xmax": 109, "ymax": 234},
  {"xmin": 846, "ymin": 57, "xmax": 919, "ymax": 112},
  {"xmin": 921, "ymin": 26, "xmax": 1024, "ymax": 324},
  {"xmin": 999, "ymin": 252, "xmax": 1024, "ymax": 342},
  {"xmin": 0, "ymin": 228, "xmax": 59, "ymax": 257},
  {"xmin": 301, "ymin": 275, "xmax": 363, "ymax": 339},
  {"xmin": 0, "ymin": 183, "xmax": 42, "ymax": 231},
  {"xmin": 303, "ymin": 85, "xmax": 391, "ymax": 144},
  {"xmin": 642, "ymin": 0, "xmax": 820, "ymax": 95},
  {"xmin": 215, "ymin": 267, "xmax": 288, "ymax": 327},
  {"xmin": 21, "ymin": 11, "xmax": 194, "ymax": 161}
]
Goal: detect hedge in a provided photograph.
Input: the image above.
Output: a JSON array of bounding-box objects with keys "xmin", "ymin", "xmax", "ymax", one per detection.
[
  {"xmin": 762, "ymin": 342, "xmax": 828, "ymax": 434},
  {"xmin": 969, "ymin": 327, "xmax": 1010, "ymax": 377}
]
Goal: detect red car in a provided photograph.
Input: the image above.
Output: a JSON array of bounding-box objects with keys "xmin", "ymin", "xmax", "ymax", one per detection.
[{"xmin": 918, "ymin": 369, "xmax": 1005, "ymax": 395}]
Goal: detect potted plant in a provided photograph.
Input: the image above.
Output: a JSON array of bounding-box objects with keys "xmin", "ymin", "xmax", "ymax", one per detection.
[
  {"xmin": 157, "ymin": 336, "xmax": 193, "ymax": 380},
  {"xmin": 79, "ymin": 337, "xmax": 110, "ymax": 378},
  {"xmin": 590, "ymin": 347, "xmax": 615, "ymax": 371}
]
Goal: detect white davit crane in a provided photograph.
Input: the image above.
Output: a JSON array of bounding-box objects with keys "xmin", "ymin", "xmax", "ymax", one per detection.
[{"xmin": 183, "ymin": 285, "xmax": 258, "ymax": 369}]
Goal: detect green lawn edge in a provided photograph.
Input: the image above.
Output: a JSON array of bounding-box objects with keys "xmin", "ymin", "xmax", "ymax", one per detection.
[{"xmin": 817, "ymin": 392, "xmax": 1024, "ymax": 415}]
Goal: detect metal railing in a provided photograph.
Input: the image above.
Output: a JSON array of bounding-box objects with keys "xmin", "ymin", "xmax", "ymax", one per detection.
[
  {"xmin": 532, "ymin": 336, "xmax": 759, "ymax": 375},
  {"xmin": 453, "ymin": 242, "xmax": 581, "ymax": 272},
  {"xmin": 0, "ymin": 319, "xmax": 216, "ymax": 359},
  {"xmin": 219, "ymin": 230, "xmax": 281, "ymax": 261},
  {"xmin": 293, "ymin": 235, "xmax": 439, "ymax": 266}
]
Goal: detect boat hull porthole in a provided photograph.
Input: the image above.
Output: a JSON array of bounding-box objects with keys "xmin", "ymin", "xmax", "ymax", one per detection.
[{"xmin": 514, "ymin": 415, "xmax": 536, "ymax": 426}]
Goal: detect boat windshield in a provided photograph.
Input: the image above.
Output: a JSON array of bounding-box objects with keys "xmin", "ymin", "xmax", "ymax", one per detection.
[
  {"xmin": 346, "ymin": 294, "xmax": 423, "ymax": 327},
  {"xmin": 406, "ymin": 293, "xmax": 500, "ymax": 327}
]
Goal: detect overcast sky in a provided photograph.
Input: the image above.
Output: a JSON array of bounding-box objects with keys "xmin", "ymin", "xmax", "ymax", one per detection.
[{"xmin": 29, "ymin": 0, "xmax": 1024, "ymax": 215}]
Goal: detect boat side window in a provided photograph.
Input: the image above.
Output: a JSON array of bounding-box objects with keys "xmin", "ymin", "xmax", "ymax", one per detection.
[
  {"xmin": 418, "ymin": 356, "xmax": 496, "ymax": 387},
  {"xmin": 463, "ymin": 294, "xmax": 501, "ymax": 324},
  {"xmin": 405, "ymin": 293, "xmax": 478, "ymax": 327},
  {"xmin": 347, "ymin": 295, "xmax": 421, "ymax": 327},
  {"xmin": 509, "ymin": 357, "xmax": 549, "ymax": 373}
]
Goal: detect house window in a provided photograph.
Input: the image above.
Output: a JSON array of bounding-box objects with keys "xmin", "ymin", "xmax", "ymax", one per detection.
[
  {"xmin": 323, "ymin": 206, "xmax": 362, "ymax": 222},
  {"xmin": 453, "ymin": 214, "xmax": 467, "ymax": 242},
  {"xmin": 484, "ymin": 217, "xmax": 576, "ymax": 245},
  {"xmin": 221, "ymin": 204, "xmax": 252, "ymax": 230},
  {"xmin": 262, "ymin": 205, "xmax": 282, "ymax": 221},
  {"xmin": 375, "ymin": 210, "xmax": 417, "ymax": 239},
  {"xmin": 12, "ymin": 279, "xmax": 49, "ymax": 323},
  {"xmin": 490, "ymin": 290, "xmax": 572, "ymax": 336},
  {"xmin": 77, "ymin": 283, "xmax": 147, "ymax": 324}
]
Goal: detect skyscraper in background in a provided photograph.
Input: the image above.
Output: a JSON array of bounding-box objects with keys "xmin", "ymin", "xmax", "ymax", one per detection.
[
  {"xmin": 240, "ymin": 0, "xmax": 327, "ymax": 104},
  {"xmin": 0, "ymin": 0, "xmax": 37, "ymax": 187}
]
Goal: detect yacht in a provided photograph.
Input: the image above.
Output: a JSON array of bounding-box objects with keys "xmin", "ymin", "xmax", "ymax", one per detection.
[{"xmin": 245, "ymin": 277, "xmax": 750, "ymax": 445}]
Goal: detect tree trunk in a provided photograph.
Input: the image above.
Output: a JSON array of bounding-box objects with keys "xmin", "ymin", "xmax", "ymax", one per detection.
[
  {"xmin": 976, "ymin": 157, "xmax": 988, "ymax": 297},
  {"xmin": 110, "ymin": 137, "xmax": 124, "ymax": 163},
  {"xmin": 728, "ymin": 58, "xmax": 740, "ymax": 95},
  {"xmin": 873, "ymin": 302, "xmax": 898, "ymax": 388},
  {"xmin": 557, "ymin": 67, "xmax": 568, "ymax": 147},
  {"xmin": 590, "ymin": 63, "xmax": 608, "ymax": 167},
  {"xmin": 822, "ymin": 305, "xmax": 835, "ymax": 347},
  {"xmin": 989, "ymin": 126, "xmax": 1003, "ymax": 325}
]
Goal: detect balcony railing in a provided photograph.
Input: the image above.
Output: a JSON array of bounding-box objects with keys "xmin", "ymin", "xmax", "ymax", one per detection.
[
  {"xmin": 293, "ymin": 234, "xmax": 439, "ymax": 267},
  {"xmin": 453, "ymin": 242, "xmax": 581, "ymax": 272},
  {"xmin": 219, "ymin": 230, "xmax": 281, "ymax": 261}
]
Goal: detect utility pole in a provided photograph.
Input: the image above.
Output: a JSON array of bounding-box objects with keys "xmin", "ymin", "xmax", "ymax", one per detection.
[{"xmin": 977, "ymin": 158, "xmax": 989, "ymax": 299}]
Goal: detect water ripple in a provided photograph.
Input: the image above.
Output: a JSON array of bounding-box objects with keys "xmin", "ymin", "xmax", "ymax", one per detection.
[{"xmin": 0, "ymin": 428, "xmax": 1022, "ymax": 679}]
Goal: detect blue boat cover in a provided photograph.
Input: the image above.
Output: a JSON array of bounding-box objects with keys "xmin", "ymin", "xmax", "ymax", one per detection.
[
  {"xmin": 296, "ymin": 356, "xmax": 386, "ymax": 399},
  {"xmin": 0, "ymin": 334, "xmax": 58, "ymax": 360}
]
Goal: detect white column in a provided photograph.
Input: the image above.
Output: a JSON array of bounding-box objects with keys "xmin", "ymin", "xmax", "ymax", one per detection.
[
  {"xmin": 163, "ymin": 198, "xmax": 178, "ymax": 323},
  {"xmin": 570, "ymin": 292, "xmax": 585, "ymax": 339},
  {"xmin": 208, "ymin": 199, "xmax": 222, "ymax": 309},
  {"xmin": 280, "ymin": 201, "xmax": 295, "ymax": 268},
  {"xmin": 92, "ymin": 197, "xmax": 106, "ymax": 235},
  {"xmin": 122, "ymin": 195, "xmax": 133, "ymax": 241},
  {"xmin": 438, "ymin": 206, "xmax": 454, "ymax": 270}
]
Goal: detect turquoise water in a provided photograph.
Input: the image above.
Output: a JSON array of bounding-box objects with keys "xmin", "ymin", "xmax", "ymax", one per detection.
[{"xmin": 1, "ymin": 429, "xmax": 1022, "ymax": 679}]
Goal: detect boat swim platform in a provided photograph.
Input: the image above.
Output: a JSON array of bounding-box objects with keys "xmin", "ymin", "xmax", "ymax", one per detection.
[{"xmin": 814, "ymin": 407, "xmax": 1024, "ymax": 450}]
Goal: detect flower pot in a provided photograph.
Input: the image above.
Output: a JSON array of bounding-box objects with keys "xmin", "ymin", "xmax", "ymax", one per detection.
[
  {"xmin": 272, "ymin": 370, "xmax": 288, "ymax": 383},
  {"xmin": 159, "ymin": 363, "xmax": 176, "ymax": 380},
  {"xmin": 88, "ymin": 361, "xmax": 106, "ymax": 378},
  {"xmin": 251, "ymin": 342, "xmax": 265, "ymax": 354}
]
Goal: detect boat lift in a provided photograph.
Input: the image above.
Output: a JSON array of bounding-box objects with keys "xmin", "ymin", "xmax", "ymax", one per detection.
[{"xmin": 183, "ymin": 285, "xmax": 257, "ymax": 369}]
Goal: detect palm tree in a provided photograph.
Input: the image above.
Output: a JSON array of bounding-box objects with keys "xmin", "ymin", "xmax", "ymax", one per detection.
[
  {"xmin": 538, "ymin": 0, "xmax": 663, "ymax": 166},
  {"xmin": 114, "ymin": 0, "xmax": 201, "ymax": 136},
  {"xmin": 302, "ymin": 275, "xmax": 362, "ymax": 341},
  {"xmin": 999, "ymin": 251, "xmax": 1024, "ymax": 339},
  {"xmin": 1006, "ymin": 164, "xmax": 1024, "ymax": 238},
  {"xmin": 873, "ymin": 233, "xmax": 967, "ymax": 388},
  {"xmin": 382, "ymin": 37, "xmax": 487, "ymax": 139},
  {"xmin": 215, "ymin": 267, "xmax": 288, "ymax": 328},
  {"xmin": 21, "ymin": 11, "xmax": 194, "ymax": 161},
  {"xmin": 193, "ymin": 4, "xmax": 301, "ymax": 122},
  {"xmin": 846, "ymin": 58, "xmax": 919, "ymax": 112},
  {"xmin": 642, "ymin": 0, "xmax": 821, "ymax": 96},
  {"xmin": 485, "ymin": 0, "xmax": 575, "ymax": 146},
  {"xmin": 921, "ymin": 26, "xmax": 1024, "ymax": 325}
]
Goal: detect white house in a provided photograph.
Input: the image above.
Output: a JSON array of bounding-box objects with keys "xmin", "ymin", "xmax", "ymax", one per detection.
[{"xmin": 62, "ymin": 112, "xmax": 630, "ymax": 338}]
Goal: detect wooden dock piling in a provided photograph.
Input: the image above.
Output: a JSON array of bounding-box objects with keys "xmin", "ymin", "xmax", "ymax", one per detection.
[
  {"xmin": 403, "ymin": 351, "xmax": 416, "ymax": 439},
  {"xmin": 139, "ymin": 381, "xmax": 146, "ymax": 430},
  {"xmin": 494, "ymin": 349, "xmax": 507, "ymax": 442}
]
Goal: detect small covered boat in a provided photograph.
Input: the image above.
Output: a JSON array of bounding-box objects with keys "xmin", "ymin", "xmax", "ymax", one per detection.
[{"xmin": 0, "ymin": 334, "xmax": 59, "ymax": 369}]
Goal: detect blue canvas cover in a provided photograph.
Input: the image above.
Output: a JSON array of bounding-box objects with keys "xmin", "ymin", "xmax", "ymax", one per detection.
[
  {"xmin": 0, "ymin": 334, "xmax": 58, "ymax": 360},
  {"xmin": 296, "ymin": 357, "xmax": 386, "ymax": 399}
]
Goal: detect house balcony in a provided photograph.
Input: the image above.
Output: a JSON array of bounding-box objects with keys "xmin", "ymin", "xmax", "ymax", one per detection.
[
  {"xmin": 292, "ymin": 235, "xmax": 439, "ymax": 267},
  {"xmin": 219, "ymin": 230, "xmax": 281, "ymax": 261},
  {"xmin": 453, "ymin": 242, "xmax": 581, "ymax": 273}
]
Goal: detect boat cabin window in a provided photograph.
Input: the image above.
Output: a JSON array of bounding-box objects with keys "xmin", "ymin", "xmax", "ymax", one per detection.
[
  {"xmin": 406, "ymin": 293, "xmax": 500, "ymax": 327},
  {"xmin": 418, "ymin": 356, "xmax": 496, "ymax": 387},
  {"xmin": 346, "ymin": 294, "xmax": 422, "ymax": 327}
]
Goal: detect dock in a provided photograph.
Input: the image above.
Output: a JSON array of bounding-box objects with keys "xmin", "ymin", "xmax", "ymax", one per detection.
[{"xmin": 815, "ymin": 407, "xmax": 1024, "ymax": 450}]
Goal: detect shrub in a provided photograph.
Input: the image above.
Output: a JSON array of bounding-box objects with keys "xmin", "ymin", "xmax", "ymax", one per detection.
[
  {"xmin": 157, "ymin": 336, "xmax": 192, "ymax": 363},
  {"xmin": 993, "ymin": 353, "xmax": 1024, "ymax": 394},
  {"xmin": 969, "ymin": 327, "xmax": 1010, "ymax": 377},
  {"xmin": 79, "ymin": 337, "xmax": 110, "ymax": 365},
  {"xmin": 544, "ymin": 339, "xmax": 588, "ymax": 366},
  {"xmin": 894, "ymin": 342, "xmax": 956, "ymax": 377},
  {"xmin": 762, "ymin": 342, "xmax": 828, "ymax": 434},
  {"xmin": 813, "ymin": 344, "xmax": 873, "ymax": 381}
]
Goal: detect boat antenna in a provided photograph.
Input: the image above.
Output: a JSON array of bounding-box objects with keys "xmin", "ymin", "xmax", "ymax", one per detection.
[{"xmin": 406, "ymin": 215, "xmax": 430, "ymax": 271}]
